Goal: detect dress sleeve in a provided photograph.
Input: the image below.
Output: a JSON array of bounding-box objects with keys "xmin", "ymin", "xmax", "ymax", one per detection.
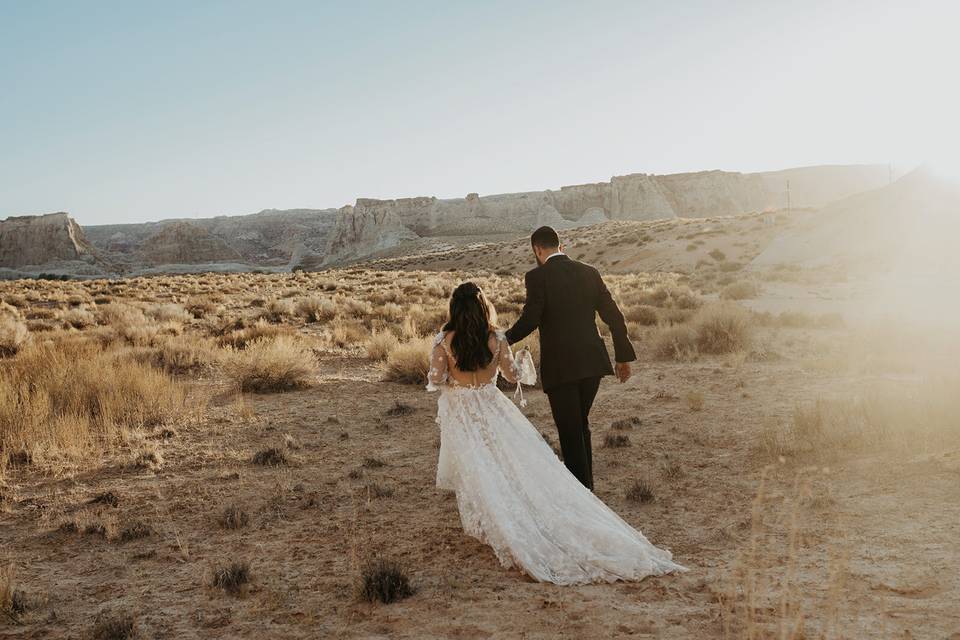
[
  {"xmin": 496, "ymin": 331, "xmax": 519, "ymax": 384},
  {"xmin": 426, "ymin": 332, "xmax": 449, "ymax": 391}
]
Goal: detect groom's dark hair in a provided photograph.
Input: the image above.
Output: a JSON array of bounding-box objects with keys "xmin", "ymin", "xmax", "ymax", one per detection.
[{"xmin": 531, "ymin": 226, "xmax": 560, "ymax": 249}]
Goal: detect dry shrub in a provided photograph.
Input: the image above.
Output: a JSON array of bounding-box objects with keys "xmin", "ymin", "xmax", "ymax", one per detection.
[
  {"xmin": 226, "ymin": 336, "xmax": 317, "ymax": 392},
  {"xmin": 219, "ymin": 504, "xmax": 249, "ymax": 529},
  {"xmin": 357, "ymin": 558, "xmax": 414, "ymax": 604},
  {"xmin": 295, "ymin": 297, "xmax": 337, "ymax": 323},
  {"xmin": 374, "ymin": 302, "xmax": 404, "ymax": 323},
  {"xmin": 260, "ymin": 299, "xmax": 295, "ymax": 323},
  {"xmin": 1, "ymin": 565, "xmax": 27, "ymax": 622},
  {"xmin": 145, "ymin": 303, "xmax": 191, "ymax": 323},
  {"xmin": 213, "ymin": 561, "xmax": 250, "ymax": 595},
  {"xmin": 685, "ymin": 390, "xmax": 705, "ymax": 411},
  {"xmin": 186, "ymin": 297, "xmax": 219, "ymax": 318},
  {"xmin": 721, "ymin": 280, "xmax": 760, "ymax": 300},
  {"xmin": 95, "ymin": 303, "xmax": 147, "ymax": 328},
  {"xmin": 626, "ymin": 478, "xmax": 655, "ymax": 503},
  {"xmin": 693, "ymin": 303, "xmax": 753, "ymax": 355},
  {"xmin": 366, "ymin": 330, "xmax": 400, "ymax": 361},
  {"xmin": 0, "ymin": 317, "xmax": 29, "ymax": 358},
  {"xmin": 650, "ymin": 324, "xmax": 698, "ymax": 361},
  {"xmin": 603, "ymin": 433, "xmax": 630, "ymax": 448},
  {"xmin": 218, "ymin": 320, "xmax": 293, "ymax": 350},
  {"xmin": 60, "ymin": 307, "xmax": 96, "ymax": 329},
  {"xmin": 625, "ymin": 305, "xmax": 659, "ymax": 326},
  {"xmin": 151, "ymin": 336, "xmax": 219, "ymax": 375},
  {"xmin": 401, "ymin": 306, "xmax": 446, "ymax": 338},
  {"xmin": 341, "ymin": 298, "xmax": 373, "ymax": 319},
  {"xmin": 718, "ymin": 473, "xmax": 850, "ymax": 639},
  {"xmin": 0, "ymin": 341, "xmax": 187, "ymax": 456},
  {"xmin": 89, "ymin": 613, "xmax": 137, "ymax": 640},
  {"xmin": 383, "ymin": 337, "xmax": 432, "ymax": 384},
  {"xmin": 329, "ymin": 320, "xmax": 369, "ymax": 348}
]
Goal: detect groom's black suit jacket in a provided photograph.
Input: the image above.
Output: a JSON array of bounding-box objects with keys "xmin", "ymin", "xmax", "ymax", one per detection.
[{"xmin": 505, "ymin": 254, "xmax": 636, "ymax": 392}]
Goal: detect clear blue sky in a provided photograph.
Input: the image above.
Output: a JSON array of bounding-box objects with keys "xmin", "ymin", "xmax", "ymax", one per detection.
[{"xmin": 2, "ymin": 0, "xmax": 957, "ymax": 225}]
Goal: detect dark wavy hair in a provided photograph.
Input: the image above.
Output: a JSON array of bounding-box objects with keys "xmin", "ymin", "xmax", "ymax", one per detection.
[{"xmin": 443, "ymin": 282, "xmax": 498, "ymax": 372}]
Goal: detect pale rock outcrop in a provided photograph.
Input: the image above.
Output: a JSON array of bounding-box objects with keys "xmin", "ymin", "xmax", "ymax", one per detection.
[
  {"xmin": 137, "ymin": 221, "xmax": 243, "ymax": 265},
  {"xmin": 354, "ymin": 165, "xmax": 888, "ymax": 236},
  {"xmin": 0, "ymin": 212, "xmax": 107, "ymax": 271},
  {"xmin": 577, "ymin": 207, "xmax": 608, "ymax": 226}
]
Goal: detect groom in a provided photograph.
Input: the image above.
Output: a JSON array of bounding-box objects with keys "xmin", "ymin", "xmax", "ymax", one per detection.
[{"xmin": 506, "ymin": 226, "xmax": 635, "ymax": 490}]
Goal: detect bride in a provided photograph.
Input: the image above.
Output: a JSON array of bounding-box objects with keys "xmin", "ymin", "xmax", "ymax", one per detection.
[{"xmin": 427, "ymin": 282, "xmax": 686, "ymax": 585}]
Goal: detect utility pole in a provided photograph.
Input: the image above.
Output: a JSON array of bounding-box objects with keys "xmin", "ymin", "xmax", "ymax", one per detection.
[{"xmin": 786, "ymin": 179, "xmax": 791, "ymax": 216}]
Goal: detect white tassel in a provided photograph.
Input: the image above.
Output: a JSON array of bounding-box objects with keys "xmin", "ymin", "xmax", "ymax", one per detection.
[{"xmin": 515, "ymin": 382, "xmax": 527, "ymax": 408}]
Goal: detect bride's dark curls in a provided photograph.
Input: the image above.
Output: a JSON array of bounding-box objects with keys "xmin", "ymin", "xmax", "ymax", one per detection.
[{"xmin": 444, "ymin": 282, "xmax": 498, "ymax": 372}]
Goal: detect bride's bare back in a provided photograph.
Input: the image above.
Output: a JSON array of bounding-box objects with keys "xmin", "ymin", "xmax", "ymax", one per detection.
[{"xmin": 428, "ymin": 330, "xmax": 519, "ymax": 388}]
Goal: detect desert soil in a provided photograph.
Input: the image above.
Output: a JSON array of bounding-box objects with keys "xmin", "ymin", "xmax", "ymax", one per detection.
[{"xmin": 3, "ymin": 327, "xmax": 958, "ymax": 639}]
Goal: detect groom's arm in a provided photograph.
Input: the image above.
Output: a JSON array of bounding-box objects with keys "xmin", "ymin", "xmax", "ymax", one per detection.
[
  {"xmin": 505, "ymin": 269, "xmax": 545, "ymax": 345},
  {"xmin": 594, "ymin": 268, "xmax": 636, "ymax": 363}
]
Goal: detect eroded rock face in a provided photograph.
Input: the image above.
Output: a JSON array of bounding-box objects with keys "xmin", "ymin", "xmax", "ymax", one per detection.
[
  {"xmin": 0, "ymin": 212, "xmax": 104, "ymax": 269},
  {"xmin": 353, "ymin": 165, "xmax": 889, "ymax": 236},
  {"xmin": 326, "ymin": 204, "xmax": 418, "ymax": 262},
  {"xmin": 16, "ymin": 164, "xmax": 887, "ymax": 275},
  {"xmin": 137, "ymin": 221, "xmax": 243, "ymax": 265}
]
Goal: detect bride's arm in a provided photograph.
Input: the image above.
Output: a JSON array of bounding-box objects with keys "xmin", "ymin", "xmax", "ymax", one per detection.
[
  {"xmin": 426, "ymin": 334, "xmax": 449, "ymax": 391},
  {"xmin": 496, "ymin": 334, "xmax": 519, "ymax": 384}
]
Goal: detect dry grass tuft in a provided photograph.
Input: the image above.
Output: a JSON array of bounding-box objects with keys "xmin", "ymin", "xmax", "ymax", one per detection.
[
  {"xmin": 251, "ymin": 447, "xmax": 288, "ymax": 466},
  {"xmin": 212, "ymin": 561, "xmax": 250, "ymax": 595},
  {"xmin": 603, "ymin": 433, "xmax": 630, "ymax": 448},
  {"xmin": 626, "ymin": 478, "xmax": 656, "ymax": 503},
  {"xmin": 226, "ymin": 336, "xmax": 316, "ymax": 392},
  {"xmin": 295, "ymin": 297, "xmax": 337, "ymax": 322},
  {"xmin": 611, "ymin": 416, "xmax": 641, "ymax": 430},
  {"xmin": 366, "ymin": 330, "xmax": 400, "ymax": 361},
  {"xmin": 383, "ymin": 337, "xmax": 432, "ymax": 384},
  {"xmin": 0, "ymin": 317, "xmax": 29, "ymax": 358},
  {"xmin": 1, "ymin": 565, "xmax": 27, "ymax": 622},
  {"xmin": 219, "ymin": 504, "xmax": 249, "ymax": 529},
  {"xmin": 693, "ymin": 303, "xmax": 753, "ymax": 354},
  {"xmin": 720, "ymin": 280, "xmax": 760, "ymax": 300},
  {"xmin": 357, "ymin": 558, "xmax": 414, "ymax": 604},
  {"xmin": 685, "ymin": 391, "xmax": 705, "ymax": 411},
  {"xmin": 89, "ymin": 613, "xmax": 137, "ymax": 640},
  {"xmin": 0, "ymin": 341, "xmax": 186, "ymax": 458}
]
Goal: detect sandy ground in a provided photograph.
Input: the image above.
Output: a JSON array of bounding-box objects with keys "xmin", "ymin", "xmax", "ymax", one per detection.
[{"xmin": 3, "ymin": 326, "xmax": 958, "ymax": 639}]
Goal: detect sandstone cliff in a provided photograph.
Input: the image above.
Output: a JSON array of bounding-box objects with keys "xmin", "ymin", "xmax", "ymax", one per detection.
[
  {"xmin": 137, "ymin": 221, "xmax": 243, "ymax": 265},
  {"xmin": 352, "ymin": 165, "xmax": 888, "ymax": 237},
  {"xmin": 0, "ymin": 212, "xmax": 108, "ymax": 273}
]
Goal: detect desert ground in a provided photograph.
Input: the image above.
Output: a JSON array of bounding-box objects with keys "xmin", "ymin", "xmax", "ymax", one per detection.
[{"xmin": 1, "ymin": 214, "xmax": 959, "ymax": 639}]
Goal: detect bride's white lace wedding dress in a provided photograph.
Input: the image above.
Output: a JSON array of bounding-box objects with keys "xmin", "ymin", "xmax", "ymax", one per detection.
[{"xmin": 427, "ymin": 330, "xmax": 686, "ymax": 585}]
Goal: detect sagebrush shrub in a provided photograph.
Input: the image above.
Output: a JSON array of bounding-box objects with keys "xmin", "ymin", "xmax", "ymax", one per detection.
[
  {"xmin": 226, "ymin": 336, "xmax": 317, "ymax": 392},
  {"xmin": 693, "ymin": 303, "xmax": 752, "ymax": 354},
  {"xmin": 366, "ymin": 331, "xmax": 399, "ymax": 361},
  {"xmin": 383, "ymin": 337, "xmax": 432, "ymax": 384},
  {"xmin": 0, "ymin": 318, "xmax": 29, "ymax": 358}
]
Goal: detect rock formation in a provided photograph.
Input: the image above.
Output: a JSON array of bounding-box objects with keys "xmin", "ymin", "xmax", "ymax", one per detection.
[
  {"xmin": 349, "ymin": 165, "xmax": 888, "ymax": 237},
  {"xmin": 0, "ymin": 212, "xmax": 107, "ymax": 273},
  {"xmin": 137, "ymin": 221, "xmax": 243, "ymax": 265},
  {"xmin": 317, "ymin": 205, "xmax": 417, "ymax": 266},
  {"xmin": 3, "ymin": 164, "xmax": 889, "ymax": 276}
]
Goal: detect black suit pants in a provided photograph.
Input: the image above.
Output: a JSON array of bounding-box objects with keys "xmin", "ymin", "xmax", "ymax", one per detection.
[{"xmin": 545, "ymin": 376, "xmax": 602, "ymax": 490}]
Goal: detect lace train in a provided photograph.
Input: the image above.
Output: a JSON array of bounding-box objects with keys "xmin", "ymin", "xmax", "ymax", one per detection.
[{"xmin": 434, "ymin": 383, "xmax": 687, "ymax": 585}]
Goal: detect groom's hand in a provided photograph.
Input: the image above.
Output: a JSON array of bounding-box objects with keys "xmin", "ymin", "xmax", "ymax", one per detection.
[{"xmin": 615, "ymin": 362, "xmax": 631, "ymax": 383}]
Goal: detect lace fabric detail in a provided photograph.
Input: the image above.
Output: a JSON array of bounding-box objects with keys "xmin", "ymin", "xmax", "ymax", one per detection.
[{"xmin": 432, "ymin": 373, "xmax": 687, "ymax": 585}]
